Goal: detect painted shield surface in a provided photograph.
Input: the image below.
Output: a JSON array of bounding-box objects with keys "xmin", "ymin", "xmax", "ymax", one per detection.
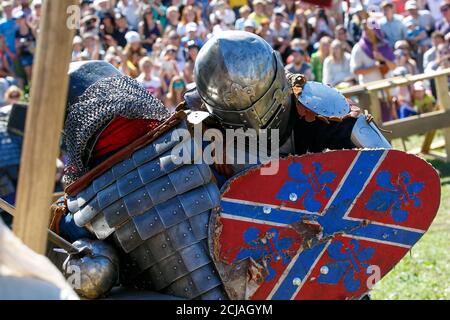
[{"xmin": 209, "ymin": 150, "xmax": 440, "ymax": 300}]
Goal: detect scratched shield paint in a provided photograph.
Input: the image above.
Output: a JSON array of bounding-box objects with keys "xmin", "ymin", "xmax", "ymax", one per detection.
[{"xmin": 210, "ymin": 150, "xmax": 440, "ymax": 300}]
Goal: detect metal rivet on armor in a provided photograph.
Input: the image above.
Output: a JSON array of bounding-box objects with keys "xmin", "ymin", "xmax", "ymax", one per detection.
[
  {"xmin": 263, "ymin": 206, "xmax": 271, "ymax": 214},
  {"xmin": 184, "ymin": 288, "xmax": 188, "ymax": 292},
  {"xmin": 178, "ymin": 259, "xmax": 182, "ymax": 264},
  {"xmin": 167, "ymin": 237, "xmax": 170, "ymax": 241},
  {"xmin": 162, "ymin": 244, "xmax": 166, "ymax": 248},
  {"xmin": 173, "ymin": 266, "xmax": 177, "ymax": 270},
  {"xmin": 320, "ymin": 266, "xmax": 329, "ymax": 275},
  {"xmin": 154, "ymin": 216, "xmax": 158, "ymax": 221},
  {"xmin": 129, "ymin": 181, "xmax": 133, "ymax": 184},
  {"xmin": 138, "ymin": 199, "xmax": 141, "ymax": 203},
  {"xmin": 173, "ymin": 210, "xmax": 177, "ymax": 215},
  {"xmin": 189, "ymin": 171, "xmax": 194, "ymax": 175},
  {"xmin": 183, "ymin": 233, "xmax": 187, "ymax": 237},
  {"xmin": 195, "ymin": 200, "xmax": 199, "ymax": 205},
  {"xmin": 162, "ymin": 188, "xmax": 166, "ymax": 192},
  {"xmin": 200, "ymin": 195, "xmax": 204, "ymax": 199},
  {"xmin": 383, "ymin": 233, "xmax": 388, "ymax": 239},
  {"xmin": 185, "ymin": 177, "xmax": 189, "ymax": 182},
  {"xmin": 293, "ymin": 277, "xmax": 302, "ymax": 286},
  {"xmin": 189, "ymin": 281, "xmax": 193, "ymax": 285},
  {"xmin": 116, "ymin": 211, "xmax": 120, "ymax": 215},
  {"xmin": 152, "ymin": 168, "xmax": 155, "ymax": 172},
  {"xmin": 150, "ymin": 223, "xmax": 153, "ymax": 227},
  {"xmin": 289, "ymin": 193, "xmax": 298, "ymax": 202},
  {"xmin": 188, "ymin": 227, "xmax": 192, "ymax": 231},
  {"xmin": 195, "ymin": 254, "xmax": 200, "ymax": 258}
]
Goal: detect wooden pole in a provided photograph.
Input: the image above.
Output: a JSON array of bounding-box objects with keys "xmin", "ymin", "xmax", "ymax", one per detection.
[
  {"xmin": 435, "ymin": 75, "xmax": 450, "ymax": 162},
  {"xmin": 13, "ymin": 0, "xmax": 78, "ymax": 254}
]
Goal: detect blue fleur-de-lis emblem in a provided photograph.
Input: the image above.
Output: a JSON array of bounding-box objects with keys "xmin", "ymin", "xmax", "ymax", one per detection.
[
  {"xmin": 276, "ymin": 162, "xmax": 337, "ymax": 212},
  {"xmin": 365, "ymin": 171, "xmax": 424, "ymax": 222},
  {"xmin": 317, "ymin": 239, "xmax": 375, "ymax": 292},
  {"xmin": 235, "ymin": 227, "xmax": 293, "ymax": 281}
]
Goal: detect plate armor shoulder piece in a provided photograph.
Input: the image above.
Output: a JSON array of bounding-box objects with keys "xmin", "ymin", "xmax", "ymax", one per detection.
[
  {"xmin": 298, "ymin": 82, "xmax": 350, "ymax": 118},
  {"xmin": 351, "ymin": 115, "xmax": 392, "ymax": 149},
  {"xmin": 67, "ymin": 119, "xmax": 227, "ymax": 300}
]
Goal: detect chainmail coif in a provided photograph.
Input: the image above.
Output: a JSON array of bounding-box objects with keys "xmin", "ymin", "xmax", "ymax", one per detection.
[{"xmin": 64, "ymin": 75, "xmax": 170, "ymax": 184}]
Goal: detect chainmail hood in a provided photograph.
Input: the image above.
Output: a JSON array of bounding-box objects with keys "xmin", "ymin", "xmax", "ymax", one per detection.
[{"xmin": 64, "ymin": 75, "xmax": 170, "ymax": 184}]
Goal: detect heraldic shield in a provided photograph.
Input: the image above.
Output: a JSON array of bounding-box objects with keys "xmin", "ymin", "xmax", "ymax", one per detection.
[{"xmin": 210, "ymin": 150, "xmax": 440, "ymax": 300}]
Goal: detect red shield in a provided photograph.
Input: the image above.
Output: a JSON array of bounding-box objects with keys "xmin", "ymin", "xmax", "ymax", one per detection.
[{"xmin": 210, "ymin": 150, "xmax": 440, "ymax": 300}]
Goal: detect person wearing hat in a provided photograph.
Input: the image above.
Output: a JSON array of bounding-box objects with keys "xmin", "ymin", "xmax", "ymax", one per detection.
[
  {"xmin": 412, "ymin": 80, "xmax": 435, "ymax": 114},
  {"xmin": 81, "ymin": 32, "xmax": 103, "ymax": 61},
  {"xmin": 183, "ymin": 39, "xmax": 199, "ymax": 85},
  {"xmin": 235, "ymin": 5, "xmax": 251, "ymax": 30},
  {"xmin": 123, "ymin": 31, "xmax": 147, "ymax": 78},
  {"xmin": 402, "ymin": 0, "xmax": 434, "ymax": 35},
  {"xmin": 0, "ymin": 1, "xmax": 17, "ymax": 58},
  {"xmin": 248, "ymin": 0, "xmax": 268, "ymax": 27},
  {"xmin": 71, "ymin": 36, "xmax": 84, "ymax": 62},
  {"xmin": 243, "ymin": 18, "xmax": 257, "ymax": 33},
  {"xmin": 379, "ymin": 1, "xmax": 408, "ymax": 48},
  {"xmin": 181, "ymin": 22, "xmax": 204, "ymax": 48}
]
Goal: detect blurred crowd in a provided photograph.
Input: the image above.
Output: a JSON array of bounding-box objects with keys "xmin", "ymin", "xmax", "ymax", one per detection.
[{"xmin": 0, "ymin": 0, "xmax": 449, "ymax": 119}]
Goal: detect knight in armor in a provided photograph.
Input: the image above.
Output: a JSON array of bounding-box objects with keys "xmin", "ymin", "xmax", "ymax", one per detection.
[{"xmin": 56, "ymin": 31, "xmax": 391, "ymax": 300}]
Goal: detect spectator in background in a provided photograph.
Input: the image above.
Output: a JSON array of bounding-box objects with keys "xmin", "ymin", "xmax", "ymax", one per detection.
[
  {"xmin": 183, "ymin": 40, "xmax": 199, "ymax": 85},
  {"xmin": 14, "ymin": 10, "xmax": 35, "ymax": 85},
  {"xmin": 0, "ymin": 35, "xmax": 12, "ymax": 79},
  {"xmin": 165, "ymin": 75, "xmax": 186, "ymax": 112},
  {"xmin": 436, "ymin": 1, "xmax": 450, "ymax": 34},
  {"xmin": 334, "ymin": 25, "xmax": 353, "ymax": 53},
  {"xmin": 403, "ymin": 0, "xmax": 435, "ymax": 36},
  {"xmin": 348, "ymin": 5, "xmax": 367, "ymax": 44},
  {"xmin": 423, "ymin": 31, "xmax": 445, "ymax": 70},
  {"xmin": 312, "ymin": 7, "xmax": 335, "ymax": 41},
  {"xmin": 99, "ymin": 12, "xmax": 118, "ymax": 43},
  {"xmin": 394, "ymin": 40, "xmax": 419, "ymax": 74},
  {"xmin": 160, "ymin": 44, "xmax": 180, "ymax": 93},
  {"xmin": 412, "ymin": 80, "xmax": 435, "ymax": 113},
  {"xmin": 235, "ymin": 5, "xmax": 251, "ymax": 30},
  {"xmin": 280, "ymin": 0, "xmax": 296, "ymax": 21},
  {"xmin": 209, "ymin": 1, "xmax": 236, "ymax": 30},
  {"xmin": 139, "ymin": 8, "xmax": 162, "ymax": 52},
  {"xmin": 123, "ymin": 31, "xmax": 147, "ymax": 78},
  {"xmin": 149, "ymin": 0, "xmax": 167, "ymax": 28},
  {"xmin": 181, "ymin": 22, "xmax": 204, "ymax": 48},
  {"xmin": 117, "ymin": 0, "xmax": 141, "ymax": 31},
  {"xmin": 322, "ymin": 39, "xmax": 354, "ymax": 88},
  {"xmin": 113, "ymin": 13, "xmax": 130, "ymax": 48},
  {"xmin": 270, "ymin": 9, "xmax": 290, "ymax": 57},
  {"xmin": 425, "ymin": 43, "xmax": 450, "ymax": 72},
  {"xmin": 243, "ymin": 18, "xmax": 257, "ymax": 33},
  {"xmin": 257, "ymin": 18, "xmax": 273, "ymax": 46},
  {"xmin": 290, "ymin": 9, "xmax": 313, "ymax": 41},
  {"xmin": 310, "ymin": 36, "xmax": 332, "ymax": 83},
  {"xmin": 229, "ymin": 0, "xmax": 249, "ymax": 16},
  {"xmin": 380, "ymin": 1, "xmax": 408, "ymax": 48},
  {"xmin": 165, "ymin": 6, "xmax": 180, "ymax": 30},
  {"xmin": 81, "ymin": 32, "xmax": 102, "ymax": 61},
  {"xmin": 136, "ymin": 57, "xmax": 162, "ymax": 99},
  {"xmin": 350, "ymin": 19, "xmax": 396, "ymax": 84},
  {"xmin": 179, "ymin": 5, "xmax": 207, "ymax": 39},
  {"xmin": 286, "ymin": 47, "xmax": 313, "ymax": 80},
  {"xmin": 71, "ymin": 36, "xmax": 83, "ymax": 62},
  {"xmin": 4, "ymin": 85, "xmax": 22, "ymax": 105},
  {"xmin": 248, "ymin": 0, "xmax": 267, "ymax": 27},
  {"xmin": 0, "ymin": 1, "xmax": 17, "ymax": 60}
]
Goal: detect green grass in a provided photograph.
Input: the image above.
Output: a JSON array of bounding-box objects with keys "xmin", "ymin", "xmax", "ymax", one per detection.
[{"xmin": 371, "ymin": 135, "xmax": 450, "ymax": 300}]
